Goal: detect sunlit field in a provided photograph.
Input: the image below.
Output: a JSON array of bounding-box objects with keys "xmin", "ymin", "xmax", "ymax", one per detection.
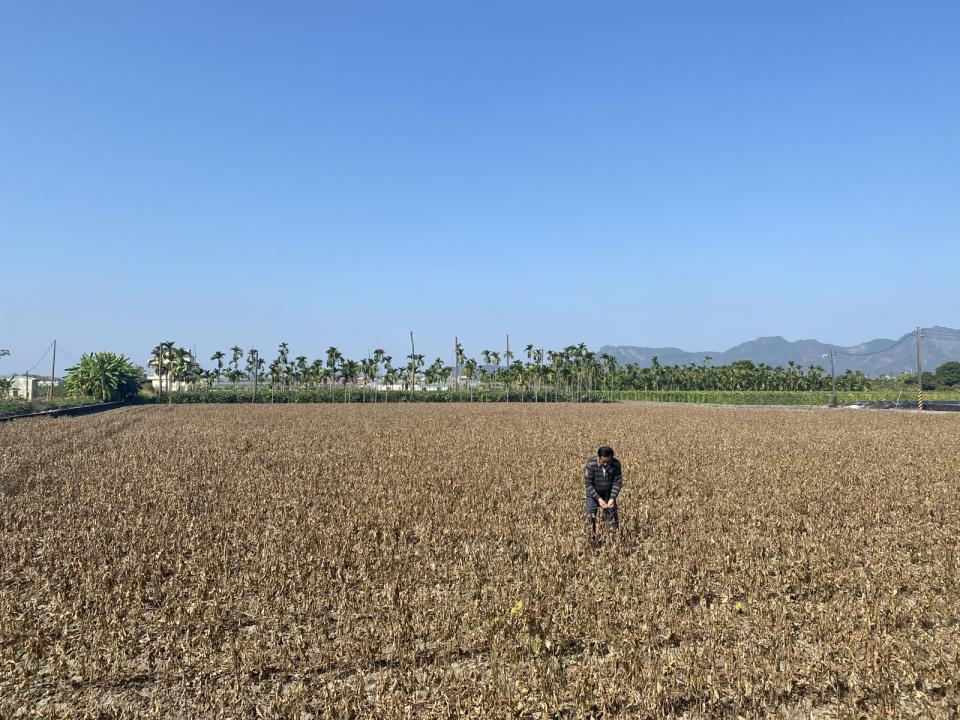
[{"xmin": 2, "ymin": 404, "xmax": 959, "ymax": 718}]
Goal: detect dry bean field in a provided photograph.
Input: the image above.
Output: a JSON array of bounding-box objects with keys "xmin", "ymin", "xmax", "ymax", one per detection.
[{"xmin": 2, "ymin": 404, "xmax": 959, "ymax": 718}]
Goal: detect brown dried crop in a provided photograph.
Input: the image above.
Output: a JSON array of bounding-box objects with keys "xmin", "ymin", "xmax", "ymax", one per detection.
[{"xmin": 2, "ymin": 404, "xmax": 959, "ymax": 718}]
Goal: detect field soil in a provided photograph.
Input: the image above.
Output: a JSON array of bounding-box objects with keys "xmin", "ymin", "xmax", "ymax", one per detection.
[{"xmin": 2, "ymin": 404, "xmax": 959, "ymax": 718}]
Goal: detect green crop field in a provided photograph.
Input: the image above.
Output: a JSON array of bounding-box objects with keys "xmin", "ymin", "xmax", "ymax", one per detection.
[{"xmin": 611, "ymin": 390, "xmax": 960, "ymax": 406}]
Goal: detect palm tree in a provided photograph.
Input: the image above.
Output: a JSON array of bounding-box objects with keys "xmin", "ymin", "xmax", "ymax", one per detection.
[
  {"xmin": 293, "ymin": 356, "xmax": 308, "ymax": 389},
  {"xmin": 167, "ymin": 347, "xmax": 188, "ymax": 389},
  {"xmin": 340, "ymin": 359, "xmax": 360, "ymax": 401},
  {"xmin": 601, "ymin": 353, "xmax": 618, "ymax": 398},
  {"xmin": 148, "ymin": 345, "xmax": 164, "ymax": 397},
  {"xmin": 534, "ymin": 348, "xmax": 545, "ymax": 401},
  {"xmin": 454, "ymin": 340, "xmax": 465, "ymax": 393},
  {"xmin": 158, "ymin": 341, "xmax": 177, "ymax": 395},
  {"xmin": 326, "ymin": 347, "xmax": 342, "ymax": 384},
  {"xmin": 268, "ymin": 358, "xmax": 283, "ymax": 396},
  {"xmin": 383, "ymin": 361, "xmax": 400, "ymax": 400},
  {"xmin": 309, "ymin": 359, "xmax": 324, "ymax": 389},
  {"xmin": 372, "ymin": 348, "xmax": 386, "ymax": 381},
  {"xmin": 229, "ymin": 346, "xmax": 244, "ymax": 388},
  {"xmin": 405, "ymin": 353, "xmax": 424, "ymax": 390},
  {"xmin": 508, "ymin": 360, "xmax": 525, "ymax": 398},
  {"xmin": 425, "ymin": 357, "xmax": 445, "ymax": 387},
  {"xmin": 463, "ymin": 358, "xmax": 478, "ymax": 401},
  {"xmin": 481, "ymin": 350, "xmax": 492, "ymax": 391},
  {"xmin": 246, "ymin": 349, "xmax": 261, "ymax": 391},
  {"xmin": 210, "ymin": 351, "xmax": 226, "ymax": 385},
  {"xmin": 360, "ymin": 357, "xmax": 378, "ymax": 401}
]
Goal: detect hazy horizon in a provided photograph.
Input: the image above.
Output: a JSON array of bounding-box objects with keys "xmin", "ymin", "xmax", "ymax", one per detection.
[{"xmin": 4, "ymin": 325, "xmax": 957, "ymax": 378}]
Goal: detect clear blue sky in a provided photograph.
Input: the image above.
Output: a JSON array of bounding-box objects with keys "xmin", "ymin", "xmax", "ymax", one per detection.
[{"xmin": 2, "ymin": 1, "xmax": 958, "ymax": 373}]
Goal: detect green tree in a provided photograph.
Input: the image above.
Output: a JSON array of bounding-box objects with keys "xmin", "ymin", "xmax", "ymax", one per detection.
[
  {"xmin": 935, "ymin": 361, "xmax": 960, "ymax": 388},
  {"xmin": 65, "ymin": 352, "xmax": 143, "ymax": 402},
  {"xmin": 425, "ymin": 357, "xmax": 446, "ymax": 386}
]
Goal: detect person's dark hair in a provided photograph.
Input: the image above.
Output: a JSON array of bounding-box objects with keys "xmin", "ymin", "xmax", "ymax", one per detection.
[{"xmin": 597, "ymin": 446, "xmax": 615, "ymax": 458}]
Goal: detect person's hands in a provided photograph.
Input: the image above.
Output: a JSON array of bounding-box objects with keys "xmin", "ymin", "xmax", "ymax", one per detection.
[
  {"xmin": 598, "ymin": 498, "xmax": 610, "ymax": 510},
  {"xmin": 607, "ymin": 498, "xmax": 616, "ymax": 509}
]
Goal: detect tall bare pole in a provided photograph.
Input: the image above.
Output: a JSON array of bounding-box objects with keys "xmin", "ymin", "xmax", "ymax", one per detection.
[
  {"xmin": 505, "ymin": 334, "xmax": 511, "ymax": 402},
  {"xmin": 454, "ymin": 336, "xmax": 459, "ymax": 392},
  {"xmin": 916, "ymin": 326, "xmax": 924, "ymax": 410},
  {"xmin": 252, "ymin": 349, "xmax": 259, "ymax": 403},
  {"xmin": 409, "ymin": 331, "xmax": 416, "ymax": 391},
  {"xmin": 48, "ymin": 339, "xmax": 57, "ymax": 400},
  {"xmin": 829, "ymin": 349, "xmax": 837, "ymax": 408}
]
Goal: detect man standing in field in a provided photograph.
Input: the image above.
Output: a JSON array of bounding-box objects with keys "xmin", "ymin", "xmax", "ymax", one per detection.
[{"xmin": 584, "ymin": 446, "xmax": 622, "ymax": 548}]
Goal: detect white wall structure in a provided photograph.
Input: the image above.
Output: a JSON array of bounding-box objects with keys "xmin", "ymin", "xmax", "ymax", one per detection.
[
  {"xmin": 9, "ymin": 375, "xmax": 39, "ymax": 400},
  {"xmin": 145, "ymin": 374, "xmax": 197, "ymax": 393}
]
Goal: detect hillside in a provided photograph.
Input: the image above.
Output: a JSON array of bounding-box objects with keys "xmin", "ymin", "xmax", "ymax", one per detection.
[{"xmin": 601, "ymin": 327, "xmax": 960, "ymax": 376}]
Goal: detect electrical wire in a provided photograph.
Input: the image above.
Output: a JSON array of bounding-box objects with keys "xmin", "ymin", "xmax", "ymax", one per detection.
[
  {"xmin": 25, "ymin": 342, "xmax": 55, "ymax": 374},
  {"xmin": 834, "ymin": 335, "xmax": 912, "ymax": 357}
]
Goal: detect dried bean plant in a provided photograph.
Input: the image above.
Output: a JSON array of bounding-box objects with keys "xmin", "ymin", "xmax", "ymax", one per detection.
[{"xmin": 2, "ymin": 404, "xmax": 959, "ymax": 718}]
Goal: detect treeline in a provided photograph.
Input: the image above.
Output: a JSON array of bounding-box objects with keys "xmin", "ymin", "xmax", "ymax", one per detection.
[
  {"xmin": 148, "ymin": 341, "xmax": 873, "ymax": 394},
  {"xmin": 917, "ymin": 362, "xmax": 960, "ymax": 391}
]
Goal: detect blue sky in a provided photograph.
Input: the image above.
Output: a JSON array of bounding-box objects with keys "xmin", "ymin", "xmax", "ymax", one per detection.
[{"xmin": 2, "ymin": 1, "xmax": 958, "ymax": 373}]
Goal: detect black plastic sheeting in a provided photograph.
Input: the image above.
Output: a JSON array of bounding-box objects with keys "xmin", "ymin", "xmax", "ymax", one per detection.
[
  {"xmin": 0, "ymin": 400, "xmax": 133, "ymax": 423},
  {"xmin": 844, "ymin": 400, "xmax": 960, "ymax": 412}
]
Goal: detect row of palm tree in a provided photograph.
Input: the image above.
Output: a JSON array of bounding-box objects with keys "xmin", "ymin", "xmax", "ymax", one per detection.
[
  {"xmin": 151, "ymin": 340, "xmax": 870, "ymax": 397},
  {"xmin": 148, "ymin": 342, "xmax": 205, "ymax": 395}
]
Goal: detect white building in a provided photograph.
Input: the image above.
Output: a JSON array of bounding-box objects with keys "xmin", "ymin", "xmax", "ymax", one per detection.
[
  {"xmin": 145, "ymin": 373, "xmax": 197, "ymax": 393},
  {"xmin": 5, "ymin": 375, "xmax": 39, "ymax": 400}
]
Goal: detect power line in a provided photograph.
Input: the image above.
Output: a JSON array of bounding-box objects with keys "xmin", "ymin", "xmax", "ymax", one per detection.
[
  {"xmin": 25, "ymin": 342, "xmax": 55, "ymax": 374},
  {"xmin": 57, "ymin": 344, "xmax": 85, "ymax": 360},
  {"xmin": 834, "ymin": 335, "xmax": 912, "ymax": 357}
]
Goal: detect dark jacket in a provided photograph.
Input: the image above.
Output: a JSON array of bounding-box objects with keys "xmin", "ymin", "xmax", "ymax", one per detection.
[{"xmin": 584, "ymin": 457, "xmax": 622, "ymax": 501}]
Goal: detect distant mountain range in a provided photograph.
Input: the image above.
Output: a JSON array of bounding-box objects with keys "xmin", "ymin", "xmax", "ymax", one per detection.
[{"xmin": 601, "ymin": 327, "xmax": 960, "ymax": 376}]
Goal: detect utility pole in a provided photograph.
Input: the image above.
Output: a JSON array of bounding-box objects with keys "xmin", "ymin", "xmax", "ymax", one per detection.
[
  {"xmin": 916, "ymin": 326, "xmax": 924, "ymax": 410},
  {"xmin": 48, "ymin": 339, "xmax": 57, "ymax": 400},
  {"xmin": 252, "ymin": 349, "xmax": 259, "ymax": 403},
  {"xmin": 829, "ymin": 349, "xmax": 837, "ymax": 408},
  {"xmin": 409, "ymin": 331, "xmax": 416, "ymax": 391},
  {"xmin": 454, "ymin": 336, "xmax": 459, "ymax": 392},
  {"xmin": 505, "ymin": 333, "xmax": 510, "ymax": 402}
]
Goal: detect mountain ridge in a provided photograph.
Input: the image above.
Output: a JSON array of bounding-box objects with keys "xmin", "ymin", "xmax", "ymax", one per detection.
[{"xmin": 601, "ymin": 327, "xmax": 960, "ymax": 376}]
